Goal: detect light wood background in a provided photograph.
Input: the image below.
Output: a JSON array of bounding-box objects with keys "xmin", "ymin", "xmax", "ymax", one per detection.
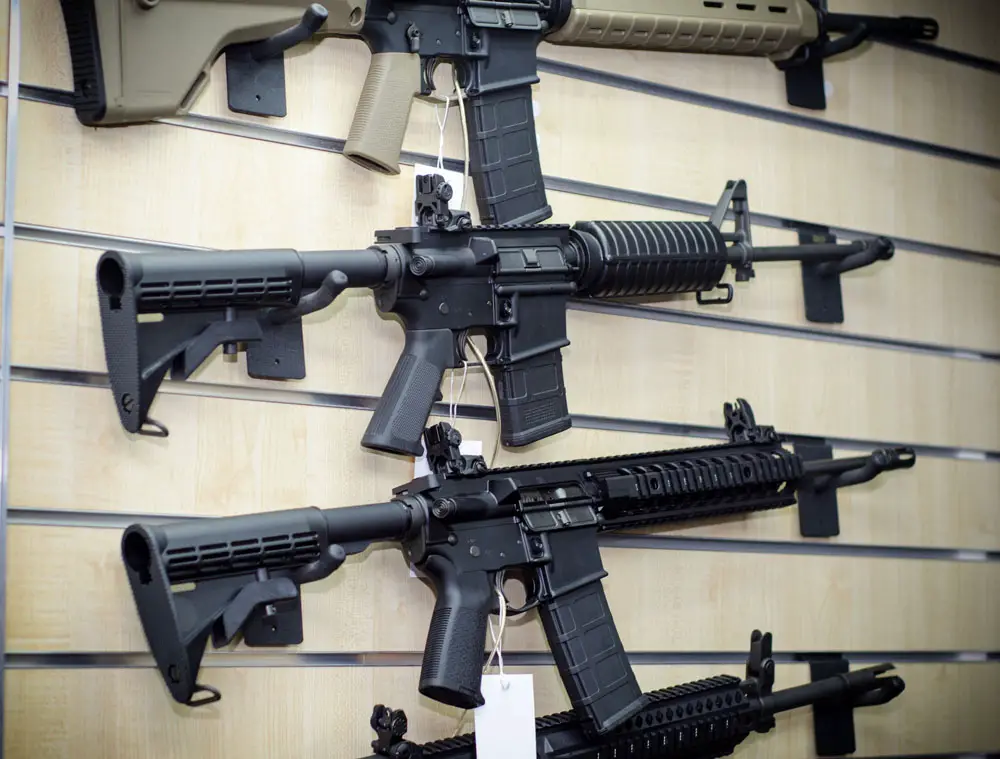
[{"xmin": 6, "ymin": 0, "xmax": 1000, "ymax": 757}]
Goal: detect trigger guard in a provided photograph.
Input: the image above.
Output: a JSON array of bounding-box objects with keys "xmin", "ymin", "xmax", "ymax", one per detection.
[
  {"xmin": 418, "ymin": 57, "xmax": 440, "ymax": 98},
  {"xmin": 505, "ymin": 597, "xmax": 540, "ymax": 617},
  {"xmin": 497, "ymin": 569, "xmax": 541, "ymax": 617}
]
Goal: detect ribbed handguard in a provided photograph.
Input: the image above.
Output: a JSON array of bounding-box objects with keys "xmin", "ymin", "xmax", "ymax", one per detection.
[
  {"xmin": 545, "ymin": 1, "xmax": 817, "ymax": 56},
  {"xmin": 572, "ymin": 220, "xmax": 728, "ymax": 298}
]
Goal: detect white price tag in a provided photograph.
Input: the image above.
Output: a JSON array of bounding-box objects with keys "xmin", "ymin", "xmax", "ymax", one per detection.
[
  {"xmin": 474, "ymin": 674, "xmax": 536, "ymax": 759},
  {"xmin": 413, "ymin": 163, "xmax": 467, "ymax": 224}
]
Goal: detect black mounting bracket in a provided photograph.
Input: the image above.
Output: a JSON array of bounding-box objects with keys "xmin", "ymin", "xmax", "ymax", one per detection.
[
  {"xmin": 777, "ymin": 0, "xmax": 938, "ymax": 110},
  {"xmin": 795, "ymin": 441, "xmax": 914, "ymax": 538},
  {"xmin": 795, "ymin": 224, "xmax": 895, "ymax": 324},
  {"xmin": 778, "ymin": 0, "xmax": 838, "ymax": 111},
  {"xmin": 798, "ymin": 225, "xmax": 844, "ymax": 324},
  {"xmin": 809, "ymin": 656, "xmax": 857, "ymax": 756},
  {"xmin": 226, "ymin": 4, "xmax": 328, "ymax": 117},
  {"xmin": 794, "ymin": 439, "xmax": 840, "ymax": 538},
  {"xmin": 804, "ymin": 655, "xmax": 905, "ymax": 757}
]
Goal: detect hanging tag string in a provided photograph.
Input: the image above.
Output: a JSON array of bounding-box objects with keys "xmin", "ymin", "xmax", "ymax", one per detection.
[
  {"xmin": 448, "ymin": 360, "xmax": 469, "ymax": 428},
  {"xmin": 452, "ymin": 69, "xmax": 470, "ymax": 213},
  {"xmin": 463, "ymin": 337, "xmax": 500, "ymax": 468},
  {"xmin": 484, "ymin": 573, "xmax": 510, "ymax": 690},
  {"xmin": 434, "ymin": 94, "xmax": 451, "ymax": 170}
]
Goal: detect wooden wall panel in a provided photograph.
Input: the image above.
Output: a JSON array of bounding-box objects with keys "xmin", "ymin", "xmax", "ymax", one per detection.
[
  {"xmin": 10, "ymin": 382, "xmax": 1000, "ymax": 552},
  {"xmin": 10, "ymin": 1, "xmax": 1000, "ymax": 756},
  {"xmin": 7, "ymin": 663, "xmax": 1000, "ymax": 758},
  {"xmin": 18, "ymin": 0, "xmax": 64, "ymax": 86},
  {"xmin": 0, "ymin": 0, "xmax": 7, "ymax": 82},
  {"xmin": 538, "ymin": 43, "xmax": 1000, "ymax": 160},
  {"xmin": 10, "ymin": 525, "xmax": 1000, "ymax": 653},
  {"xmin": 0, "ymin": 97, "xmax": 8, "ymax": 215},
  {"xmin": 20, "ymin": 1, "xmax": 1000, "ymax": 256}
]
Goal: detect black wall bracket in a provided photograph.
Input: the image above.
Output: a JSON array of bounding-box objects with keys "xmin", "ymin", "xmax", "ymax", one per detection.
[
  {"xmin": 226, "ymin": 48, "xmax": 289, "ymax": 117},
  {"xmin": 226, "ymin": 4, "xmax": 328, "ymax": 117},
  {"xmin": 779, "ymin": 0, "xmax": 938, "ymax": 110},
  {"xmin": 794, "ymin": 440, "xmax": 915, "ymax": 538},
  {"xmin": 804, "ymin": 655, "xmax": 905, "ymax": 756},
  {"xmin": 794, "ymin": 223, "xmax": 895, "ymax": 325},
  {"xmin": 799, "ymin": 226, "xmax": 845, "ymax": 324},
  {"xmin": 810, "ymin": 656, "xmax": 856, "ymax": 755},
  {"xmin": 794, "ymin": 439, "xmax": 840, "ymax": 538}
]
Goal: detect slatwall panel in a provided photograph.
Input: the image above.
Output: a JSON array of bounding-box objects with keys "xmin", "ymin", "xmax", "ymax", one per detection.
[{"xmin": 5, "ymin": 1, "xmax": 999, "ymax": 758}]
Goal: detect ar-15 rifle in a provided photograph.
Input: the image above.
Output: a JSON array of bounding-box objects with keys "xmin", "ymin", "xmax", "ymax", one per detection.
[
  {"xmin": 365, "ymin": 632, "xmax": 905, "ymax": 758},
  {"xmin": 121, "ymin": 399, "xmax": 914, "ymax": 735},
  {"xmin": 59, "ymin": 0, "xmax": 937, "ymax": 224},
  {"xmin": 97, "ymin": 176, "xmax": 894, "ymax": 456}
]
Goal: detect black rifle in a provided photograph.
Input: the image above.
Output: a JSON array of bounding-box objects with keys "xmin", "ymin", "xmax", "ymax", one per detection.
[
  {"xmin": 97, "ymin": 176, "xmax": 894, "ymax": 455},
  {"xmin": 365, "ymin": 632, "xmax": 905, "ymax": 758},
  {"xmin": 121, "ymin": 399, "xmax": 913, "ymax": 735}
]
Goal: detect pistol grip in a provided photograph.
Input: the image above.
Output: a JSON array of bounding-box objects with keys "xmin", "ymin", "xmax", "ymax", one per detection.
[
  {"xmin": 492, "ymin": 349, "xmax": 571, "ymax": 448},
  {"xmin": 344, "ymin": 52, "xmax": 421, "ymax": 175},
  {"xmin": 465, "ymin": 84, "xmax": 551, "ymax": 225},
  {"xmin": 418, "ymin": 559, "xmax": 493, "ymax": 710},
  {"xmin": 362, "ymin": 328, "xmax": 453, "ymax": 456}
]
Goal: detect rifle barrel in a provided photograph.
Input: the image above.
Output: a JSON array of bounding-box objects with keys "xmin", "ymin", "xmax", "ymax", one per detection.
[
  {"xmin": 735, "ymin": 241, "xmax": 867, "ymax": 263},
  {"xmin": 801, "ymin": 454, "xmax": 873, "ymax": 476},
  {"xmin": 824, "ymin": 13, "xmax": 939, "ymax": 41},
  {"xmin": 763, "ymin": 664, "xmax": 898, "ymax": 715}
]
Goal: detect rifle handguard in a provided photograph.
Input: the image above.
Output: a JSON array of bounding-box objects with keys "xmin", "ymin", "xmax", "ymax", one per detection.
[{"xmin": 572, "ymin": 220, "xmax": 728, "ymax": 298}]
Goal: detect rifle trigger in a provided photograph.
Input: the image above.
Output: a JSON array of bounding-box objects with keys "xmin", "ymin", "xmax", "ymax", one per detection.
[{"xmin": 696, "ymin": 283, "xmax": 733, "ymax": 306}]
